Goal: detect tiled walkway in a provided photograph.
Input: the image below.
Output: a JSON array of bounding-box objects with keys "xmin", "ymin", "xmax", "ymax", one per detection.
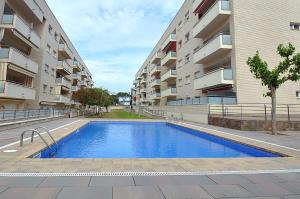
[{"xmin": 0, "ymin": 173, "xmax": 299, "ymax": 199}]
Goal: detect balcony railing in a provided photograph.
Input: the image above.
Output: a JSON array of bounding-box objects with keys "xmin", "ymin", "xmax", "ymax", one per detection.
[
  {"xmin": 161, "ymin": 69, "xmax": 177, "ymax": 82},
  {"xmin": 150, "ymin": 65, "xmax": 161, "ymax": 76},
  {"xmin": 73, "ymin": 61, "xmax": 82, "ymax": 72},
  {"xmin": 54, "ymin": 95, "xmax": 71, "ymax": 104},
  {"xmin": 151, "ymin": 52, "xmax": 161, "ymax": 64},
  {"xmin": 167, "ymin": 96, "xmax": 237, "ymax": 106},
  {"xmin": 72, "ymin": 73, "xmax": 81, "ymax": 80},
  {"xmin": 161, "ymin": 87, "xmax": 177, "ymax": 98},
  {"xmin": 0, "ymin": 47, "xmax": 38, "ymax": 74},
  {"xmin": 161, "ymin": 34, "xmax": 176, "ymax": 50},
  {"xmin": 0, "ymin": 81, "xmax": 35, "ymax": 100},
  {"xmin": 55, "ymin": 78, "xmax": 72, "ymax": 89},
  {"xmin": 23, "ymin": 0, "xmax": 44, "ymax": 23},
  {"xmin": 194, "ymin": 33, "xmax": 232, "ymax": 64},
  {"xmin": 71, "ymin": 86, "xmax": 79, "ymax": 92},
  {"xmin": 59, "ymin": 43, "xmax": 72, "ymax": 59},
  {"xmin": 193, "ymin": 0, "xmax": 231, "ymax": 38},
  {"xmin": 150, "ymin": 92, "xmax": 161, "ymax": 100},
  {"xmin": 161, "ymin": 51, "xmax": 177, "ymax": 67},
  {"xmin": 81, "ymin": 71, "xmax": 88, "ymax": 77},
  {"xmin": 194, "ymin": 68, "xmax": 233, "ymax": 90},
  {"xmin": 1, "ymin": 14, "xmax": 41, "ymax": 48},
  {"xmin": 57, "ymin": 61, "xmax": 73, "ymax": 75},
  {"xmin": 150, "ymin": 79, "xmax": 161, "ymax": 88},
  {"xmin": 80, "ymin": 81, "xmax": 88, "ymax": 87}
]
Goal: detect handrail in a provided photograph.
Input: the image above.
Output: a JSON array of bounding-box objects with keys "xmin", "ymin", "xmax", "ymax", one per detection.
[
  {"xmin": 34, "ymin": 126, "xmax": 58, "ymax": 153},
  {"xmin": 20, "ymin": 129, "xmax": 49, "ymax": 147}
]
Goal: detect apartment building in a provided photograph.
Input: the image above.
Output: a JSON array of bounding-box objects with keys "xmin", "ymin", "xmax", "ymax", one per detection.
[
  {"xmin": 132, "ymin": 0, "xmax": 300, "ymax": 107},
  {"xmin": 0, "ymin": 0, "xmax": 93, "ymax": 110}
]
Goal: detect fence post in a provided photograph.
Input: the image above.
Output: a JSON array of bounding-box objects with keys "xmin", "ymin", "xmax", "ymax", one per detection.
[
  {"xmin": 264, "ymin": 104, "xmax": 267, "ymax": 121},
  {"xmin": 2, "ymin": 111, "xmax": 4, "ymax": 120},
  {"xmin": 287, "ymin": 104, "xmax": 290, "ymax": 122}
]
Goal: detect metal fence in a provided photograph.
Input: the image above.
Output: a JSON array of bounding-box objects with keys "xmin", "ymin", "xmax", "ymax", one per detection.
[
  {"xmin": 209, "ymin": 104, "xmax": 300, "ymax": 121},
  {"xmin": 0, "ymin": 109, "xmax": 66, "ymax": 122}
]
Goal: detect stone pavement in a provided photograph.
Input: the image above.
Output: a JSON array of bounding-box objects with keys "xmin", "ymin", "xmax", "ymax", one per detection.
[{"xmin": 0, "ymin": 173, "xmax": 300, "ymax": 199}]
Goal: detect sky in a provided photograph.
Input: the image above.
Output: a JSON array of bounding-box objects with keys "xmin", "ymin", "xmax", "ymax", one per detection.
[{"xmin": 45, "ymin": 0, "xmax": 185, "ymax": 93}]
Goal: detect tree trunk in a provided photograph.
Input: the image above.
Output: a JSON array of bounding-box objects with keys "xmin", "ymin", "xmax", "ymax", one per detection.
[{"xmin": 271, "ymin": 87, "xmax": 277, "ymax": 135}]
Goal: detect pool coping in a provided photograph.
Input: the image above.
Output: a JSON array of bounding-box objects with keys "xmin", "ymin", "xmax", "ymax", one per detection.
[{"xmin": 0, "ymin": 119, "xmax": 300, "ymax": 174}]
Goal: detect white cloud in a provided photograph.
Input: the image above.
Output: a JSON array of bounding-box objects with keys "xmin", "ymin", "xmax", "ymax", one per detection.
[{"xmin": 46, "ymin": 0, "xmax": 184, "ymax": 92}]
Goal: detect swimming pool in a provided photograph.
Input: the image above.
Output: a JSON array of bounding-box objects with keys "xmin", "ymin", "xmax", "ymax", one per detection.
[{"xmin": 37, "ymin": 122, "xmax": 280, "ymax": 158}]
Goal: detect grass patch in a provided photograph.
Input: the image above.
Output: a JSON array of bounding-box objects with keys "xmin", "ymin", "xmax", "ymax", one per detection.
[{"xmin": 90, "ymin": 109, "xmax": 150, "ymax": 119}]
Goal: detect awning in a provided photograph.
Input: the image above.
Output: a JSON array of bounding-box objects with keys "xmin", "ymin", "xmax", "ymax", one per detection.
[{"xmin": 194, "ymin": 0, "xmax": 216, "ymax": 15}]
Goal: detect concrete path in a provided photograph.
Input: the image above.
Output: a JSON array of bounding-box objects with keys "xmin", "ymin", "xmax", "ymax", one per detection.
[{"xmin": 0, "ymin": 173, "xmax": 299, "ymax": 199}]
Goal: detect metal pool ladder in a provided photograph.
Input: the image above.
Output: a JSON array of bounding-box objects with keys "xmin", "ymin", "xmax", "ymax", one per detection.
[{"xmin": 20, "ymin": 126, "xmax": 59, "ymax": 155}]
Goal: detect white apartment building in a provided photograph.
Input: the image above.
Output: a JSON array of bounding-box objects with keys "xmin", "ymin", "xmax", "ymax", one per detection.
[
  {"xmin": 0, "ymin": 0, "xmax": 93, "ymax": 110},
  {"xmin": 132, "ymin": 0, "xmax": 300, "ymax": 107}
]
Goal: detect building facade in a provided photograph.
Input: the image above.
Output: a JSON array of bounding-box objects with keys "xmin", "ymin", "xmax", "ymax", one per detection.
[
  {"xmin": 132, "ymin": 0, "xmax": 300, "ymax": 107},
  {"xmin": 0, "ymin": 0, "xmax": 93, "ymax": 110}
]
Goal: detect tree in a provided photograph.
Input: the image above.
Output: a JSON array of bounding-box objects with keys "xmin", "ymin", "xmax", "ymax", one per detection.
[
  {"xmin": 247, "ymin": 43, "xmax": 300, "ymax": 135},
  {"xmin": 116, "ymin": 92, "xmax": 131, "ymax": 105}
]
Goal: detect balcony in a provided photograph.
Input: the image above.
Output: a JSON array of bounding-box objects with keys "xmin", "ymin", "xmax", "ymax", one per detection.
[
  {"xmin": 73, "ymin": 61, "xmax": 82, "ymax": 72},
  {"xmin": 0, "ymin": 81, "xmax": 35, "ymax": 100},
  {"xmin": 151, "ymin": 52, "xmax": 161, "ymax": 64},
  {"xmin": 150, "ymin": 65, "xmax": 161, "ymax": 76},
  {"xmin": 72, "ymin": 73, "xmax": 81, "ymax": 80},
  {"xmin": 161, "ymin": 87, "xmax": 177, "ymax": 98},
  {"xmin": 81, "ymin": 71, "xmax": 88, "ymax": 78},
  {"xmin": 140, "ymin": 98, "xmax": 148, "ymax": 103},
  {"xmin": 150, "ymin": 92, "xmax": 161, "ymax": 100},
  {"xmin": 57, "ymin": 61, "xmax": 73, "ymax": 75},
  {"xmin": 161, "ymin": 69, "xmax": 177, "ymax": 82},
  {"xmin": 141, "ymin": 78, "xmax": 147, "ymax": 85},
  {"xmin": 194, "ymin": 33, "xmax": 232, "ymax": 64},
  {"xmin": 193, "ymin": 0, "xmax": 231, "ymax": 38},
  {"xmin": 23, "ymin": 0, "xmax": 44, "ymax": 23},
  {"xmin": 80, "ymin": 81, "xmax": 88, "ymax": 87},
  {"xmin": 141, "ymin": 68, "xmax": 147, "ymax": 75},
  {"xmin": 71, "ymin": 86, "xmax": 80, "ymax": 92},
  {"xmin": 0, "ymin": 47, "xmax": 38, "ymax": 74},
  {"xmin": 1, "ymin": 14, "xmax": 41, "ymax": 48},
  {"xmin": 58, "ymin": 43, "xmax": 72, "ymax": 59},
  {"xmin": 150, "ymin": 79, "xmax": 161, "ymax": 88},
  {"xmin": 55, "ymin": 78, "xmax": 71, "ymax": 89},
  {"xmin": 194, "ymin": 68, "xmax": 233, "ymax": 90},
  {"xmin": 161, "ymin": 51, "xmax": 177, "ymax": 67},
  {"xmin": 140, "ymin": 88, "xmax": 147, "ymax": 93},
  {"xmin": 161, "ymin": 34, "xmax": 176, "ymax": 51},
  {"xmin": 54, "ymin": 95, "xmax": 71, "ymax": 104}
]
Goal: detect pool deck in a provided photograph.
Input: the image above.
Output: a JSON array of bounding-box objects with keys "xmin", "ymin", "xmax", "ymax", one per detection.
[
  {"xmin": 0, "ymin": 118, "xmax": 300, "ymax": 173},
  {"xmin": 0, "ymin": 118, "xmax": 300, "ymax": 198}
]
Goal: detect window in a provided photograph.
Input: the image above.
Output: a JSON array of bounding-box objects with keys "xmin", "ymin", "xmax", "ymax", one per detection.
[
  {"xmin": 50, "ymin": 87, "xmax": 54, "ymax": 95},
  {"xmin": 51, "ymin": 68, "xmax": 55, "ymax": 77},
  {"xmin": 290, "ymin": 22, "xmax": 300, "ymax": 30},
  {"xmin": 178, "ymin": 40, "xmax": 182, "ymax": 49},
  {"xmin": 185, "ymin": 32, "xmax": 190, "ymax": 43},
  {"xmin": 178, "ymin": 21, "xmax": 183, "ymax": 30},
  {"xmin": 43, "ymin": 84, "xmax": 48, "ymax": 93},
  {"xmin": 48, "ymin": 25, "xmax": 53, "ymax": 35},
  {"xmin": 178, "ymin": 78, "xmax": 183, "ymax": 87},
  {"xmin": 194, "ymin": 71, "xmax": 201, "ymax": 79},
  {"xmin": 296, "ymin": 91, "xmax": 300, "ymax": 98},
  {"xmin": 46, "ymin": 44, "xmax": 51, "ymax": 54},
  {"xmin": 185, "ymin": 54, "xmax": 190, "ymax": 64},
  {"xmin": 44, "ymin": 64, "xmax": 49, "ymax": 74},
  {"xmin": 177, "ymin": 59, "xmax": 183, "ymax": 69},
  {"xmin": 185, "ymin": 75, "xmax": 191, "ymax": 85},
  {"xmin": 54, "ymin": 32, "xmax": 58, "ymax": 41},
  {"xmin": 185, "ymin": 11, "xmax": 190, "ymax": 22}
]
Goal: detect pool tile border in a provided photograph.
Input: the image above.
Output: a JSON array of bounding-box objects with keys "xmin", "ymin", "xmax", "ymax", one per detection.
[{"xmin": 0, "ymin": 119, "xmax": 299, "ymax": 174}]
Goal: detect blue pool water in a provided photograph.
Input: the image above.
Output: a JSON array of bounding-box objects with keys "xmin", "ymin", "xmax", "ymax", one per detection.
[{"xmin": 39, "ymin": 122, "xmax": 280, "ymax": 158}]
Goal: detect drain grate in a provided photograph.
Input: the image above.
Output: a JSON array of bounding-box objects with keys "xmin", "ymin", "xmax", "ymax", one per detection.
[{"xmin": 0, "ymin": 169, "xmax": 299, "ymax": 177}]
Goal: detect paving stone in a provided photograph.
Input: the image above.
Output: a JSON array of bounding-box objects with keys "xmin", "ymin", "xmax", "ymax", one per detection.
[
  {"xmin": 171, "ymin": 175, "xmax": 216, "ymax": 185},
  {"xmin": 282, "ymin": 195, "xmax": 300, "ymax": 199},
  {"xmin": 242, "ymin": 174, "xmax": 285, "ymax": 184},
  {"xmin": 207, "ymin": 174, "xmax": 253, "ymax": 185},
  {"xmin": 201, "ymin": 184, "xmax": 253, "ymax": 198},
  {"xmin": 0, "ymin": 186, "xmax": 8, "ymax": 193},
  {"xmin": 39, "ymin": 177, "xmax": 90, "ymax": 187},
  {"xmin": 113, "ymin": 186, "xmax": 165, "ymax": 199},
  {"xmin": 89, "ymin": 176, "xmax": 134, "ymax": 187},
  {"xmin": 240, "ymin": 183, "xmax": 293, "ymax": 197},
  {"xmin": 224, "ymin": 197, "xmax": 282, "ymax": 199},
  {"xmin": 133, "ymin": 176, "xmax": 177, "ymax": 186},
  {"xmin": 277, "ymin": 182, "xmax": 300, "ymax": 194},
  {"xmin": 56, "ymin": 187, "xmax": 112, "ymax": 199},
  {"xmin": 0, "ymin": 187, "xmax": 61, "ymax": 199},
  {"xmin": 0, "ymin": 177, "xmax": 46, "ymax": 187},
  {"xmin": 159, "ymin": 185, "xmax": 214, "ymax": 199},
  {"xmin": 273, "ymin": 173, "xmax": 300, "ymax": 183}
]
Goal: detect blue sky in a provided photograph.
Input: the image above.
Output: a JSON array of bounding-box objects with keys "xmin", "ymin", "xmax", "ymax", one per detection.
[{"xmin": 46, "ymin": 0, "xmax": 184, "ymax": 93}]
